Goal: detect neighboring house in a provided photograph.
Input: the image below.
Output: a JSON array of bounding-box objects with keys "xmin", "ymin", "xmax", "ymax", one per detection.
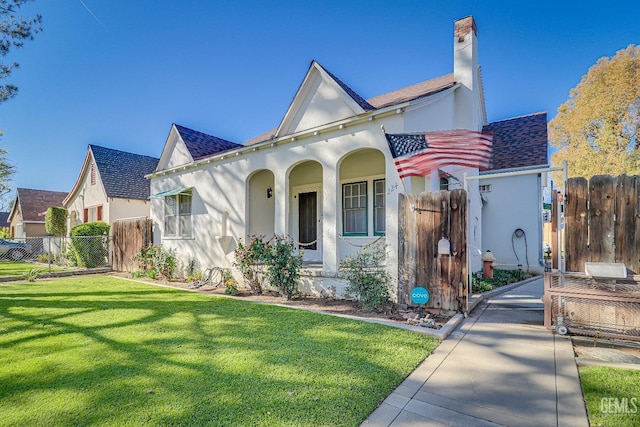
[
  {"xmin": 0, "ymin": 212, "xmax": 9, "ymax": 236},
  {"xmin": 63, "ymin": 145, "xmax": 159, "ymax": 232},
  {"xmin": 148, "ymin": 16, "xmax": 549, "ymax": 299},
  {"xmin": 8, "ymin": 188, "xmax": 68, "ymax": 238},
  {"xmin": 481, "ymin": 113, "xmax": 549, "ymax": 273}
]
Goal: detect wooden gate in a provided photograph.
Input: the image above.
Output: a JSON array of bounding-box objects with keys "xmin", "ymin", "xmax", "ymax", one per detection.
[
  {"xmin": 112, "ymin": 218, "xmax": 153, "ymax": 272},
  {"xmin": 398, "ymin": 189, "xmax": 467, "ymax": 312},
  {"xmin": 565, "ymin": 174, "xmax": 640, "ymax": 274}
]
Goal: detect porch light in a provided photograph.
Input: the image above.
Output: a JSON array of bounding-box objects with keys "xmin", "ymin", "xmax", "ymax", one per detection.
[
  {"xmin": 266, "ymin": 187, "xmax": 273, "ymax": 198},
  {"xmin": 438, "ymin": 237, "xmax": 451, "ymax": 256}
]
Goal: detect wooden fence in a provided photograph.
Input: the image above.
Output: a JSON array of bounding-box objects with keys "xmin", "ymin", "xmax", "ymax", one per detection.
[
  {"xmin": 112, "ymin": 218, "xmax": 153, "ymax": 272},
  {"xmin": 398, "ymin": 189, "xmax": 467, "ymax": 312},
  {"xmin": 565, "ymin": 174, "xmax": 640, "ymax": 274}
]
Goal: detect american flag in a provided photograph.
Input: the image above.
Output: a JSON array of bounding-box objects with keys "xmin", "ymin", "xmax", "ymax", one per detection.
[{"xmin": 384, "ymin": 129, "xmax": 493, "ymax": 179}]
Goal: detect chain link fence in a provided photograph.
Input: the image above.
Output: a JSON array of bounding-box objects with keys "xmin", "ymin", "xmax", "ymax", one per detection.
[{"xmin": 2, "ymin": 236, "xmax": 111, "ymax": 269}]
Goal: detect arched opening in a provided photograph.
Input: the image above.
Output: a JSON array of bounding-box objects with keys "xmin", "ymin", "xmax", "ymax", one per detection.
[
  {"xmin": 247, "ymin": 169, "xmax": 275, "ymax": 239},
  {"xmin": 289, "ymin": 160, "xmax": 323, "ymax": 262},
  {"xmin": 338, "ymin": 149, "xmax": 386, "ymax": 257}
]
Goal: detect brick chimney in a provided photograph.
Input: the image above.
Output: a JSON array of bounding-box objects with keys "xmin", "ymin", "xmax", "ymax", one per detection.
[
  {"xmin": 454, "ymin": 16, "xmax": 477, "ymax": 42},
  {"xmin": 453, "ymin": 16, "xmax": 482, "ymax": 129}
]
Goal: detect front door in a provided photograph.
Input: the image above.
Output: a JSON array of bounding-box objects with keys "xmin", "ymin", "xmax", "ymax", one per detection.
[{"xmin": 297, "ymin": 189, "xmax": 322, "ymax": 262}]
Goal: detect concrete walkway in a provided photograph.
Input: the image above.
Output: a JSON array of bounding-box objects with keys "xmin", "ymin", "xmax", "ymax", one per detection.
[{"xmin": 362, "ymin": 277, "xmax": 589, "ymax": 426}]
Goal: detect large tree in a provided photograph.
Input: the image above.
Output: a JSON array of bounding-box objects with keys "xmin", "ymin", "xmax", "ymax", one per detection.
[
  {"xmin": 1, "ymin": 0, "xmax": 42, "ymax": 103},
  {"xmin": 549, "ymin": 45, "xmax": 640, "ymax": 179},
  {"xmin": 0, "ymin": 146, "xmax": 14, "ymax": 209}
]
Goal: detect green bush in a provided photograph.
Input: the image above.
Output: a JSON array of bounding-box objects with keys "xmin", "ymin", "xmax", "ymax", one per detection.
[
  {"xmin": 223, "ymin": 269, "xmax": 239, "ymax": 296},
  {"xmin": 45, "ymin": 206, "xmax": 67, "ymax": 236},
  {"xmin": 233, "ymin": 235, "xmax": 303, "ymax": 299},
  {"xmin": 338, "ymin": 240, "xmax": 391, "ymax": 311},
  {"xmin": 264, "ymin": 235, "xmax": 303, "ymax": 300},
  {"xmin": 132, "ymin": 245, "xmax": 177, "ymax": 280},
  {"xmin": 69, "ymin": 222, "xmax": 110, "ymax": 268},
  {"xmin": 233, "ymin": 236, "xmax": 268, "ymax": 295},
  {"xmin": 471, "ymin": 268, "xmax": 532, "ymax": 293}
]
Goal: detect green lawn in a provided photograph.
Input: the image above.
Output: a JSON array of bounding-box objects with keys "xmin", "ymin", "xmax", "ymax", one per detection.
[
  {"xmin": 580, "ymin": 366, "xmax": 640, "ymax": 427},
  {"xmin": 0, "ymin": 276, "xmax": 439, "ymax": 426},
  {"xmin": 0, "ymin": 261, "xmax": 46, "ymax": 277}
]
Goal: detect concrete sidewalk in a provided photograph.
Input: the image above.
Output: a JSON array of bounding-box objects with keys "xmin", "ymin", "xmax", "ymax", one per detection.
[{"xmin": 362, "ymin": 277, "xmax": 589, "ymax": 426}]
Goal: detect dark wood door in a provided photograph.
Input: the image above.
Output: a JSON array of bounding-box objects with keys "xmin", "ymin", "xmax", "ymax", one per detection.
[{"xmin": 298, "ymin": 192, "xmax": 317, "ymax": 250}]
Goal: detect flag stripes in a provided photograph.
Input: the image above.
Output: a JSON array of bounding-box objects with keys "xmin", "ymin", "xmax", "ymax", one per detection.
[{"xmin": 385, "ymin": 130, "xmax": 493, "ymax": 179}]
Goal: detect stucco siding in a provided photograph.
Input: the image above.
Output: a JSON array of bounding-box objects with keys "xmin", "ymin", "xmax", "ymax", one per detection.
[{"xmin": 481, "ymin": 173, "xmax": 544, "ymax": 274}]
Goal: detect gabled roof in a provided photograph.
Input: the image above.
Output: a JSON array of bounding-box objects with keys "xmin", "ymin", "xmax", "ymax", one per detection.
[
  {"xmin": 0, "ymin": 212, "xmax": 9, "ymax": 228},
  {"xmin": 10, "ymin": 188, "xmax": 68, "ymax": 222},
  {"xmin": 483, "ymin": 112, "xmax": 548, "ymax": 171},
  {"xmin": 367, "ymin": 74, "xmax": 456, "ymax": 109},
  {"xmin": 243, "ymin": 72, "xmax": 458, "ymax": 146},
  {"xmin": 317, "ymin": 63, "xmax": 375, "ymax": 111},
  {"xmin": 90, "ymin": 145, "xmax": 159, "ymax": 200},
  {"xmin": 174, "ymin": 124, "xmax": 242, "ymax": 160}
]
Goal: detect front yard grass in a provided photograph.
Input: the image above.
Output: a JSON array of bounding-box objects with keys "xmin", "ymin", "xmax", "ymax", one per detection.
[
  {"xmin": 579, "ymin": 366, "xmax": 640, "ymax": 427},
  {"xmin": 0, "ymin": 261, "xmax": 44, "ymax": 277},
  {"xmin": 0, "ymin": 261, "xmax": 65, "ymax": 278},
  {"xmin": 0, "ymin": 276, "xmax": 439, "ymax": 426}
]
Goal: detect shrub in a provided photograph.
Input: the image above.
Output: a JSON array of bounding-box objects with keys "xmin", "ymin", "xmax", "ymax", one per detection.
[
  {"xmin": 37, "ymin": 253, "xmax": 52, "ymax": 263},
  {"xmin": 471, "ymin": 268, "xmax": 533, "ymax": 293},
  {"xmin": 233, "ymin": 235, "xmax": 303, "ymax": 299},
  {"xmin": 338, "ymin": 240, "xmax": 391, "ymax": 311},
  {"xmin": 69, "ymin": 222, "xmax": 110, "ymax": 268},
  {"xmin": 263, "ymin": 235, "xmax": 303, "ymax": 300},
  {"xmin": 132, "ymin": 245, "xmax": 177, "ymax": 280},
  {"xmin": 233, "ymin": 236, "xmax": 268, "ymax": 295},
  {"xmin": 222, "ymin": 269, "xmax": 239, "ymax": 296},
  {"xmin": 45, "ymin": 206, "xmax": 67, "ymax": 236}
]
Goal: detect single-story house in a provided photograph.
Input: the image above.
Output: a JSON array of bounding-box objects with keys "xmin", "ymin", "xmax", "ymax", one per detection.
[
  {"xmin": 8, "ymin": 188, "xmax": 68, "ymax": 238},
  {"xmin": 148, "ymin": 16, "xmax": 549, "ymax": 299},
  {"xmin": 63, "ymin": 144, "xmax": 159, "ymax": 232}
]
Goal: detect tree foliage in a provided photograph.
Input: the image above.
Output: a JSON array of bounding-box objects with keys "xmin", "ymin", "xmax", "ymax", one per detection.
[
  {"xmin": 1, "ymin": 0, "xmax": 42, "ymax": 103},
  {"xmin": 549, "ymin": 45, "xmax": 640, "ymax": 180},
  {"xmin": 45, "ymin": 206, "xmax": 67, "ymax": 236},
  {"xmin": 0, "ymin": 146, "xmax": 15, "ymax": 209}
]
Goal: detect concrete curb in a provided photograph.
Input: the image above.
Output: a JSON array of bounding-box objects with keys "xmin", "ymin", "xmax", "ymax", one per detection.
[
  {"xmin": 471, "ymin": 275, "xmax": 541, "ymax": 300},
  {"xmin": 576, "ymin": 357, "xmax": 640, "ymax": 371}
]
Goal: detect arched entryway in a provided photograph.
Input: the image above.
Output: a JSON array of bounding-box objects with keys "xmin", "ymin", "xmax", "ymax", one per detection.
[{"xmin": 289, "ymin": 160, "xmax": 323, "ymax": 262}]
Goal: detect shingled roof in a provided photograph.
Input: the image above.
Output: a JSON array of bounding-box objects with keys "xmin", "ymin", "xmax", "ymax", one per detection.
[
  {"xmin": 90, "ymin": 145, "xmax": 159, "ymax": 200},
  {"xmin": 242, "ymin": 71, "xmax": 458, "ymax": 146},
  {"xmin": 0, "ymin": 212, "xmax": 10, "ymax": 228},
  {"xmin": 483, "ymin": 112, "xmax": 548, "ymax": 171},
  {"xmin": 175, "ymin": 124, "xmax": 243, "ymax": 160},
  {"xmin": 316, "ymin": 62, "xmax": 375, "ymax": 111},
  {"xmin": 367, "ymin": 74, "xmax": 456, "ymax": 109},
  {"xmin": 12, "ymin": 188, "xmax": 68, "ymax": 222}
]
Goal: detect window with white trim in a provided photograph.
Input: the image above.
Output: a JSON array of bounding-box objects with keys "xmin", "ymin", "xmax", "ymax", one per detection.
[
  {"xmin": 374, "ymin": 179, "xmax": 386, "ymax": 235},
  {"xmin": 164, "ymin": 192, "xmax": 192, "ymax": 238},
  {"xmin": 343, "ymin": 181, "xmax": 367, "ymax": 235},
  {"xmin": 479, "ymin": 184, "xmax": 492, "ymax": 193}
]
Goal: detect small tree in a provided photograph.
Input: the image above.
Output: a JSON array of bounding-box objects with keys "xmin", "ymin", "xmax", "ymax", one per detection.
[
  {"xmin": 69, "ymin": 221, "xmax": 110, "ymax": 268},
  {"xmin": 45, "ymin": 206, "xmax": 67, "ymax": 236},
  {"xmin": 233, "ymin": 236, "xmax": 268, "ymax": 295},
  {"xmin": 45, "ymin": 206, "xmax": 67, "ymax": 262},
  {"xmin": 264, "ymin": 235, "xmax": 303, "ymax": 300},
  {"xmin": 338, "ymin": 240, "xmax": 391, "ymax": 311}
]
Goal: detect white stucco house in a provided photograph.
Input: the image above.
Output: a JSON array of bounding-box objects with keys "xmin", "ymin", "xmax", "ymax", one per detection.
[
  {"xmin": 64, "ymin": 145, "xmax": 159, "ymax": 232},
  {"xmin": 148, "ymin": 16, "xmax": 549, "ymax": 300}
]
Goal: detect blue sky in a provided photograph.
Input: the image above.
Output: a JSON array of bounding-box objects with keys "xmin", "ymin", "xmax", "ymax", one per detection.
[{"xmin": 1, "ymin": 1, "xmax": 639, "ymax": 200}]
